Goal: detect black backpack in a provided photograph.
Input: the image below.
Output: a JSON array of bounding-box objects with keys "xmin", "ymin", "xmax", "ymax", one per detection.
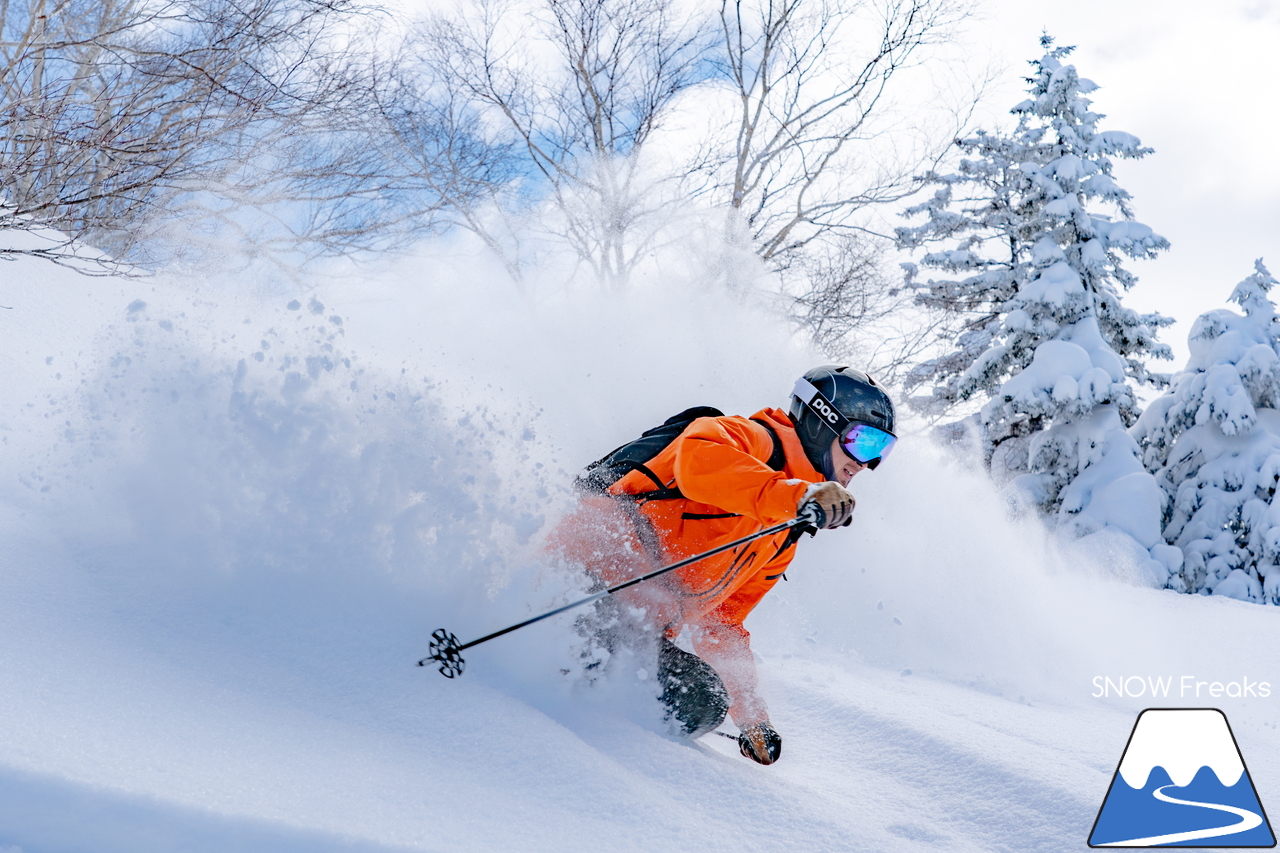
[{"xmin": 575, "ymin": 406, "xmax": 785, "ymax": 501}]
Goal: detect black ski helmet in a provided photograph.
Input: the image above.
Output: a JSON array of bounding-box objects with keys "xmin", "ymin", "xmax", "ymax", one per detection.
[{"xmin": 789, "ymin": 365, "xmax": 896, "ymax": 477}]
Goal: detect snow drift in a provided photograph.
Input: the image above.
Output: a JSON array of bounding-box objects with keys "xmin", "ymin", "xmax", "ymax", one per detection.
[{"xmin": 2, "ymin": 253, "xmax": 1279, "ymax": 852}]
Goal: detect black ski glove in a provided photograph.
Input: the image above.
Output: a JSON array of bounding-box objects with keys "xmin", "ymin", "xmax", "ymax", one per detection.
[{"xmin": 738, "ymin": 722, "xmax": 783, "ymax": 765}]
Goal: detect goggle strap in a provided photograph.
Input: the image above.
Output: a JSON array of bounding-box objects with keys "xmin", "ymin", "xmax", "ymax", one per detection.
[{"xmin": 792, "ymin": 376, "xmax": 847, "ymax": 435}]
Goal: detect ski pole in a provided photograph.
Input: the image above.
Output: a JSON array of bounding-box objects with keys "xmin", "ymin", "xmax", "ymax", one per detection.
[{"xmin": 419, "ymin": 504, "xmax": 822, "ymax": 677}]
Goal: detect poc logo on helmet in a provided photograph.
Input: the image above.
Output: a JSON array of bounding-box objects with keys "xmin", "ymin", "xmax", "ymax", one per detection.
[{"xmin": 811, "ymin": 395, "xmax": 841, "ymax": 424}]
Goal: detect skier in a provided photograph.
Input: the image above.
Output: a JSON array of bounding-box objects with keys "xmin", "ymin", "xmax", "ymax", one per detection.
[{"xmin": 549, "ymin": 365, "xmax": 896, "ymax": 765}]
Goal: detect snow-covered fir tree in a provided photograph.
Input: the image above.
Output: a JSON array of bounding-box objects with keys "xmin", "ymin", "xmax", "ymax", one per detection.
[
  {"xmin": 896, "ymin": 36, "xmax": 1178, "ymax": 582},
  {"xmin": 1133, "ymin": 261, "xmax": 1280, "ymax": 602}
]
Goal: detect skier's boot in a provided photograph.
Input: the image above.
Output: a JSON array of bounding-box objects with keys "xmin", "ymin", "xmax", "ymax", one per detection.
[
  {"xmin": 657, "ymin": 637, "xmax": 729, "ymax": 738},
  {"xmin": 737, "ymin": 722, "xmax": 783, "ymax": 765}
]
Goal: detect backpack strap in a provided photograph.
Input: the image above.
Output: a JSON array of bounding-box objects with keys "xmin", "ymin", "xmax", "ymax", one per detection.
[
  {"xmin": 772, "ymin": 523, "xmax": 816, "ymax": 560},
  {"xmin": 615, "ymin": 492, "xmax": 667, "ymax": 567},
  {"xmin": 750, "ymin": 417, "xmax": 814, "ymax": 559},
  {"xmin": 608, "ymin": 460, "xmax": 681, "ymax": 500},
  {"xmin": 749, "ymin": 418, "xmax": 787, "ymax": 473}
]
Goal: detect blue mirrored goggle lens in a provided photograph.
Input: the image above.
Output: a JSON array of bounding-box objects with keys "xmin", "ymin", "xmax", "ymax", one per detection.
[{"xmin": 841, "ymin": 423, "xmax": 896, "ymax": 466}]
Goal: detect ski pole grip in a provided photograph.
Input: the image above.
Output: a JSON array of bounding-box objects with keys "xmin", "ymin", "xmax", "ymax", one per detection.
[{"xmin": 798, "ymin": 500, "xmax": 824, "ymax": 530}]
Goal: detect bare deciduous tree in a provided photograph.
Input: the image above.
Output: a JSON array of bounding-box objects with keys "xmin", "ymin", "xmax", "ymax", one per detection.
[
  {"xmin": 414, "ymin": 0, "xmax": 709, "ymax": 291},
  {"xmin": 389, "ymin": 0, "xmax": 976, "ymax": 382},
  {"xmin": 0, "ymin": 0, "xmax": 394, "ymax": 273},
  {"xmin": 370, "ymin": 43, "xmax": 530, "ymax": 286},
  {"xmin": 784, "ymin": 233, "xmax": 948, "ymax": 383},
  {"xmin": 694, "ymin": 0, "xmax": 974, "ymax": 374},
  {"xmin": 706, "ymin": 0, "xmax": 970, "ymax": 263}
]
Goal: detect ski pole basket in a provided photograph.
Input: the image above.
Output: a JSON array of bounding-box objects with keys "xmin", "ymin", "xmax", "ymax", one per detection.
[{"xmin": 425, "ymin": 628, "xmax": 465, "ymax": 678}]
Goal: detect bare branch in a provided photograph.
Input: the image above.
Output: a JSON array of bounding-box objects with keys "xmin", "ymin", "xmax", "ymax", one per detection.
[
  {"xmin": 704, "ymin": 0, "xmax": 971, "ymax": 267},
  {"xmin": 0, "ymin": 0, "xmax": 410, "ymax": 273},
  {"xmin": 411, "ymin": 0, "xmax": 712, "ymax": 290}
]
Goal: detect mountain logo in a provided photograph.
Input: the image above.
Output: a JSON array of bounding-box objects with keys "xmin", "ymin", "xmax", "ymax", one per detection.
[{"xmin": 1089, "ymin": 708, "xmax": 1275, "ymax": 847}]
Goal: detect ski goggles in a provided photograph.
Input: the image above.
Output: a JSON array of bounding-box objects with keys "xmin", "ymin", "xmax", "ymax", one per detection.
[{"xmin": 841, "ymin": 423, "xmax": 897, "ymax": 469}]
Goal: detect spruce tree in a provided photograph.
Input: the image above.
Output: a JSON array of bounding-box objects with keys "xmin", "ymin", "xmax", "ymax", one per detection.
[
  {"xmin": 896, "ymin": 37, "xmax": 1178, "ymax": 582},
  {"xmin": 897, "ymin": 36, "xmax": 1172, "ymax": 498},
  {"xmin": 1133, "ymin": 261, "xmax": 1280, "ymax": 601}
]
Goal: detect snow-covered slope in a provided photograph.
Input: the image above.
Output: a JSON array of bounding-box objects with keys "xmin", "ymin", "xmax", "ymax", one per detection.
[{"xmin": 2, "ymin": 255, "xmax": 1279, "ymax": 852}]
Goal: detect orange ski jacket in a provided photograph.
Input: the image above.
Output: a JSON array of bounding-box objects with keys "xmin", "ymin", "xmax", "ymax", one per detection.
[{"xmin": 550, "ymin": 406, "xmax": 824, "ymax": 726}]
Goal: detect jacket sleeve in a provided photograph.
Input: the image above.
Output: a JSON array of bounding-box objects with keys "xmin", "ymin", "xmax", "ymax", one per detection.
[{"xmin": 672, "ymin": 417, "xmax": 814, "ymax": 524}]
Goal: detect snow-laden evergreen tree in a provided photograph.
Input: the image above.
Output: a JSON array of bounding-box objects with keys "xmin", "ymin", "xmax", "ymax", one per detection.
[
  {"xmin": 897, "ymin": 36, "xmax": 1172, "ymax": 437},
  {"xmin": 896, "ymin": 36, "xmax": 1177, "ymax": 582},
  {"xmin": 1133, "ymin": 261, "xmax": 1280, "ymax": 602}
]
